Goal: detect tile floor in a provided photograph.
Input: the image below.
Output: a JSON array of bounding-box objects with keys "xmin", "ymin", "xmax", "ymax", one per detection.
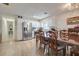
[
  {"xmin": 0, "ymin": 39, "xmax": 37, "ymax": 56},
  {"xmin": 0, "ymin": 38, "xmax": 70, "ymax": 56}
]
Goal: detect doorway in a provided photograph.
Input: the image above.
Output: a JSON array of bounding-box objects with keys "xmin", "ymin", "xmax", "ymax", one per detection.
[
  {"xmin": 2, "ymin": 17, "xmax": 15, "ymax": 42},
  {"xmin": 7, "ymin": 21, "xmax": 14, "ymax": 40}
]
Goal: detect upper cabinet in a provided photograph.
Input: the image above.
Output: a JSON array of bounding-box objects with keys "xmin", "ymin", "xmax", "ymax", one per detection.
[{"xmin": 67, "ymin": 16, "xmax": 79, "ymax": 25}]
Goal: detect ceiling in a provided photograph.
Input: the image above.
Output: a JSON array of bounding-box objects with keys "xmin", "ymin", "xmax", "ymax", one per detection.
[{"xmin": 0, "ymin": 3, "xmax": 68, "ymax": 20}]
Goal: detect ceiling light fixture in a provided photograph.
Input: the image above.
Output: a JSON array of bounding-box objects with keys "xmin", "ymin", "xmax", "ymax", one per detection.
[
  {"xmin": 33, "ymin": 12, "xmax": 49, "ymax": 20},
  {"xmin": 64, "ymin": 3, "xmax": 79, "ymax": 10}
]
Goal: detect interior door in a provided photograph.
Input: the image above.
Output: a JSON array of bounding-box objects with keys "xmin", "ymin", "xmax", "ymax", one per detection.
[{"xmin": 7, "ymin": 21, "xmax": 14, "ymax": 40}]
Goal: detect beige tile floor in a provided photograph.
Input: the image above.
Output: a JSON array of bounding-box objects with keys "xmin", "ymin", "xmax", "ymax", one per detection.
[
  {"xmin": 0, "ymin": 39, "xmax": 42, "ymax": 56},
  {"xmin": 1, "ymin": 38, "xmax": 73, "ymax": 56},
  {"xmin": 0, "ymin": 38, "xmax": 71, "ymax": 56}
]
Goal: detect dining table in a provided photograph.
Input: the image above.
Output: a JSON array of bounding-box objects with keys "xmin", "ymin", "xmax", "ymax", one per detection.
[
  {"xmin": 57, "ymin": 38, "xmax": 79, "ymax": 46},
  {"xmin": 57, "ymin": 38, "xmax": 79, "ymax": 55},
  {"xmin": 43, "ymin": 30, "xmax": 79, "ymax": 55}
]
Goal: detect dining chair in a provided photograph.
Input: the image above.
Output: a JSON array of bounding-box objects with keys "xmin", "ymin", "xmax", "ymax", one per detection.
[
  {"xmin": 60, "ymin": 30, "xmax": 68, "ymax": 40},
  {"xmin": 39, "ymin": 31, "xmax": 51, "ymax": 55},
  {"xmin": 49, "ymin": 31, "xmax": 66, "ymax": 56},
  {"xmin": 39, "ymin": 32, "xmax": 45, "ymax": 48},
  {"xmin": 36, "ymin": 34, "xmax": 40, "ymax": 47}
]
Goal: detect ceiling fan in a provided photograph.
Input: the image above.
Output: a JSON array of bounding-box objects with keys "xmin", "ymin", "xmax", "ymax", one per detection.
[{"xmin": 64, "ymin": 3, "xmax": 79, "ymax": 10}]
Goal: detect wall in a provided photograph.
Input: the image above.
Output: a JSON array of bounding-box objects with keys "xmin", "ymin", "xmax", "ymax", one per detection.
[
  {"xmin": 55, "ymin": 9, "xmax": 79, "ymax": 30},
  {"xmin": 16, "ymin": 18, "xmax": 23, "ymax": 40},
  {"xmin": 40, "ymin": 16, "xmax": 56, "ymax": 31},
  {"xmin": 0, "ymin": 15, "xmax": 2, "ymax": 42},
  {"xmin": 0, "ymin": 15, "xmax": 2, "ymax": 33}
]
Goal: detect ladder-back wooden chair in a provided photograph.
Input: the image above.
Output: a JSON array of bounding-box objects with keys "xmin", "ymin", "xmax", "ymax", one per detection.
[{"xmin": 49, "ymin": 31, "xmax": 66, "ymax": 56}]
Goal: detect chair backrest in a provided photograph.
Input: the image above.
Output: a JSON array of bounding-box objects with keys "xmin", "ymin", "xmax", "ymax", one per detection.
[
  {"xmin": 35, "ymin": 31, "xmax": 40, "ymax": 40},
  {"xmin": 39, "ymin": 31, "xmax": 45, "ymax": 43},
  {"xmin": 49, "ymin": 31, "xmax": 57, "ymax": 51},
  {"xmin": 46, "ymin": 31, "xmax": 52, "ymax": 37},
  {"xmin": 35, "ymin": 31, "xmax": 44, "ymax": 42},
  {"xmin": 60, "ymin": 30, "xmax": 68, "ymax": 40}
]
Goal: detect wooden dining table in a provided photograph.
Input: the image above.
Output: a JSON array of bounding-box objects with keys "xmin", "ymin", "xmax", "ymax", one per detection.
[
  {"xmin": 57, "ymin": 38, "xmax": 79, "ymax": 55},
  {"xmin": 43, "ymin": 31, "xmax": 79, "ymax": 55},
  {"xmin": 57, "ymin": 39, "xmax": 79, "ymax": 46},
  {"xmin": 44, "ymin": 35, "xmax": 79, "ymax": 46}
]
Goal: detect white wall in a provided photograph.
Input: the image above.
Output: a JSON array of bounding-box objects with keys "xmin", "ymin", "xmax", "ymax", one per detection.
[
  {"xmin": 16, "ymin": 18, "xmax": 23, "ymax": 40},
  {"xmin": 55, "ymin": 9, "xmax": 79, "ymax": 30},
  {"xmin": 0, "ymin": 15, "xmax": 2, "ymax": 34},
  {"xmin": 0, "ymin": 15, "xmax": 2, "ymax": 42},
  {"xmin": 40, "ymin": 16, "xmax": 55, "ymax": 31}
]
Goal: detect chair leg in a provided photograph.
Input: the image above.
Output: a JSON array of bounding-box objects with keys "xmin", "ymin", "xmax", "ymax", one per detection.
[
  {"xmin": 36, "ymin": 40, "xmax": 38, "ymax": 47},
  {"xmin": 44, "ymin": 44, "xmax": 48, "ymax": 55},
  {"xmin": 44, "ymin": 44, "xmax": 45, "ymax": 50},
  {"xmin": 70, "ymin": 51, "xmax": 73, "ymax": 56},
  {"xmin": 48, "ymin": 48, "xmax": 50, "ymax": 55},
  {"xmin": 54, "ymin": 51, "xmax": 58, "ymax": 56},
  {"xmin": 63, "ymin": 47, "xmax": 66, "ymax": 56},
  {"xmin": 51, "ymin": 49, "xmax": 53, "ymax": 55},
  {"xmin": 39, "ymin": 41, "xmax": 42, "ymax": 48}
]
